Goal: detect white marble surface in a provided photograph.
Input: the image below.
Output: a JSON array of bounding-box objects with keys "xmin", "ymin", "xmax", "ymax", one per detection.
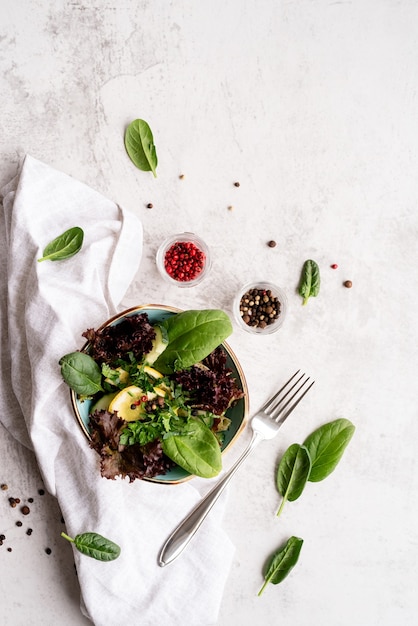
[{"xmin": 1, "ymin": 1, "xmax": 417, "ymax": 625}]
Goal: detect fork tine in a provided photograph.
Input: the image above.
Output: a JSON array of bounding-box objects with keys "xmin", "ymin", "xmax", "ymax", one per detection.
[
  {"xmin": 269, "ymin": 372, "xmax": 310, "ymax": 415},
  {"xmin": 273, "ymin": 378, "xmax": 315, "ymax": 423},
  {"xmin": 259, "ymin": 369, "xmax": 301, "ymax": 413},
  {"xmin": 264, "ymin": 371, "xmax": 314, "ymax": 423}
]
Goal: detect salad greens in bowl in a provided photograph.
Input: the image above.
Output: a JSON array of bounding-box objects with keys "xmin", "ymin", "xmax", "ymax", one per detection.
[{"xmin": 60, "ymin": 305, "xmax": 248, "ymax": 484}]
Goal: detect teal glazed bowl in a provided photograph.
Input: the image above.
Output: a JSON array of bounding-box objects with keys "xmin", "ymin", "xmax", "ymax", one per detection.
[{"xmin": 71, "ymin": 304, "xmax": 249, "ymax": 484}]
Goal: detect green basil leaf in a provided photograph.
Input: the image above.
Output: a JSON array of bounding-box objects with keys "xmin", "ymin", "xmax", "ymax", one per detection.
[
  {"xmin": 298, "ymin": 259, "xmax": 320, "ymax": 305},
  {"xmin": 59, "ymin": 351, "xmax": 104, "ymax": 396},
  {"xmin": 124, "ymin": 119, "xmax": 158, "ymax": 177},
  {"xmin": 38, "ymin": 226, "xmax": 84, "ymax": 262},
  {"xmin": 258, "ymin": 536, "xmax": 303, "ymax": 596},
  {"xmin": 61, "ymin": 532, "xmax": 120, "ymax": 561},
  {"xmin": 153, "ymin": 310, "xmax": 233, "ymax": 374},
  {"xmin": 303, "ymin": 418, "xmax": 355, "ymax": 482},
  {"xmin": 162, "ymin": 419, "xmax": 222, "ymax": 478},
  {"xmin": 276, "ymin": 444, "xmax": 311, "ymax": 518}
]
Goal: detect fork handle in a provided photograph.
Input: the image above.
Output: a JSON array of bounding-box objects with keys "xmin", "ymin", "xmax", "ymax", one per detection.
[{"xmin": 158, "ymin": 431, "xmax": 264, "ymax": 566}]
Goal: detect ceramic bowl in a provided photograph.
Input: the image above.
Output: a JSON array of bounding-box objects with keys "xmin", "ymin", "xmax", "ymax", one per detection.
[{"xmin": 70, "ymin": 304, "xmax": 248, "ymax": 484}]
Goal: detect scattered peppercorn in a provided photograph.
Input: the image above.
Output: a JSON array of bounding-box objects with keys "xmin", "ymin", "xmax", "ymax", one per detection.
[
  {"xmin": 1, "ymin": 484, "xmax": 8, "ymax": 490},
  {"xmin": 227, "ymin": 205, "xmax": 234, "ymax": 211},
  {"xmin": 38, "ymin": 489, "xmax": 45, "ymax": 495},
  {"xmin": 0, "ymin": 540, "xmax": 3, "ymax": 546},
  {"xmin": 267, "ymin": 240, "xmax": 277, "ymax": 248},
  {"xmin": 8, "ymin": 498, "xmax": 17, "ymax": 508},
  {"xmin": 234, "ymin": 181, "xmax": 240, "ymax": 187},
  {"xmin": 14, "ymin": 498, "xmax": 20, "ymax": 504},
  {"xmin": 0, "ymin": 534, "xmax": 5, "ymax": 540},
  {"xmin": 146, "ymin": 203, "xmax": 153, "ymax": 209},
  {"xmin": 45, "ymin": 547, "xmax": 52, "ymax": 555},
  {"xmin": 16, "ymin": 521, "xmax": 22, "ymax": 527},
  {"xmin": 7, "ymin": 547, "xmax": 12, "ymax": 552},
  {"xmin": 21, "ymin": 505, "xmax": 30, "ymax": 515},
  {"xmin": 179, "ymin": 174, "xmax": 185, "ymax": 179},
  {"xmin": 26, "ymin": 528, "xmax": 33, "ymax": 536},
  {"xmin": 164, "ymin": 241, "xmax": 206, "ymax": 282},
  {"xmin": 344, "ymin": 280, "xmax": 353, "ymax": 288},
  {"xmin": 28, "ymin": 497, "xmax": 34, "ymax": 503},
  {"xmin": 331, "ymin": 264, "xmax": 338, "ymax": 269},
  {"xmin": 239, "ymin": 288, "xmax": 281, "ymax": 329}
]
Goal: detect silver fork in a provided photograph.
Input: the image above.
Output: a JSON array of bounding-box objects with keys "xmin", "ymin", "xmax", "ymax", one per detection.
[{"xmin": 158, "ymin": 370, "xmax": 314, "ymax": 566}]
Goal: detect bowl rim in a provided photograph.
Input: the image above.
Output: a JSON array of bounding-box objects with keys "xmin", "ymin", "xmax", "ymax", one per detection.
[{"xmin": 70, "ymin": 304, "xmax": 249, "ymax": 484}]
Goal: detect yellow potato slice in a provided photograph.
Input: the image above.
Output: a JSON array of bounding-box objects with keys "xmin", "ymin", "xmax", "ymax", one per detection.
[
  {"xmin": 108, "ymin": 385, "xmax": 156, "ymax": 422},
  {"xmin": 143, "ymin": 366, "xmax": 164, "ymax": 379}
]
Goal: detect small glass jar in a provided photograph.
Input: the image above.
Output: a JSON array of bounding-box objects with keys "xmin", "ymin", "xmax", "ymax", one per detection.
[
  {"xmin": 156, "ymin": 233, "xmax": 211, "ymax": 287},
  {"xmin": 234, "ymin": 281, "xmax": 288, "ymax": 334}
]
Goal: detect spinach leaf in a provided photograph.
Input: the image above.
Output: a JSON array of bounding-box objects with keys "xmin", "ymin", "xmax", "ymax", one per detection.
[
  {"xmin": 303, "ymin": 418, "xmax": 355, "ymax": 482},
  {"xmin": 124, "ymin": 119, "xmax": 158, "ymax": 177},
  {"xmin": 298, "ymin": 259, "xmax": 320, "ymax": 305},
  {"xmin": 258, "ymin": 536, "xmax": 303, "ymax": 596},
  {"xmin": 61, "ymin": 532, "xmax": 120, "ymax": 561},
  {"xmin": 59, "ymin": 352, "xmax": 103, "ymax": 396},
  {"xmin": 38, "ymin": 226, "xmax": 84, "ymax": 262},
  {"xmin": 162, "ymin": 419, "xmax": 222, "ymax": 478},
  {"xmin": 276, "ymin": 444, "xmax": 311, "ymax": 518},
  {"xmin": 153, "ymin": 310, "xmax": 233, "ymax": 374}
]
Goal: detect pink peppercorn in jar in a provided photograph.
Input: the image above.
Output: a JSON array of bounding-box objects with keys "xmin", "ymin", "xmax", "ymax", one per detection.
[{"xmin": 156, "ymin": 233, "xmax": 211, "ymax": 287}]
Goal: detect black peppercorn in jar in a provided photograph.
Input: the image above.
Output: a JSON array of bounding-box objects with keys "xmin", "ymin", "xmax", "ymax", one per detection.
[{"xmin": 234, "ymin": 282, "xmax": 288, "ymax": 334}]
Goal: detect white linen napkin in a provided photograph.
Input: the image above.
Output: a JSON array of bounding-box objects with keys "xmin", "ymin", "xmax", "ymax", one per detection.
[{"xmin": 0, "ymin": 155, "xmax": 234, "ymax": 626}]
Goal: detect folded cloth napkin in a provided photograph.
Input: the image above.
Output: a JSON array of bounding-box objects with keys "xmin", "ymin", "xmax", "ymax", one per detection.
[{"xmin": 0, "ymin": 155, "xmax": 234, "ymax": 626}]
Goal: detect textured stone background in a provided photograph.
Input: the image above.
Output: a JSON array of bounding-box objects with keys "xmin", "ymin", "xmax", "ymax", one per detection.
[{"xmin": 1, "ymin": 2, "xmax": 417, "ymax": 625}]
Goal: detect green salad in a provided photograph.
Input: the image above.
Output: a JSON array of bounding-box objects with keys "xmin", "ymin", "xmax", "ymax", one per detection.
[{"xmin": 60, "ymin": 309, "xmax": 244, "ymax": 481}]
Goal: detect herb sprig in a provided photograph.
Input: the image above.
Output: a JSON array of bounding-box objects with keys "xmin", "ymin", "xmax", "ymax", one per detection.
[
  {"xmin": 59, "ymin": 352, "xmax": 103, "ymax": 397},
  {"xmin": 61, "ymin": 531, "xmax": 120, "ymax": 561},
  {"xmin": 276, "ymin": 444, "xmax": 311, "ymax": 518},
  {"xmin": 258, "ymin": 536, "xmax": 303, "ymax": 596},
  {"xmin": 298, "ymin": 259, "xmax": 320, "ymax": 305},
  {"xmin": 124, "ymin": 119, "xmax": 158, "ymax": 177},
  {"xmin": 259, "ymin": 418, "xmax": 355, "ymax": 595},
  {"xmin": 275, "ymin": 418, "xmax": 355, "ymax": 518},
  {"xmin": 38, "ymin": 226, "xmax": 84, "ymax": 262}
]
